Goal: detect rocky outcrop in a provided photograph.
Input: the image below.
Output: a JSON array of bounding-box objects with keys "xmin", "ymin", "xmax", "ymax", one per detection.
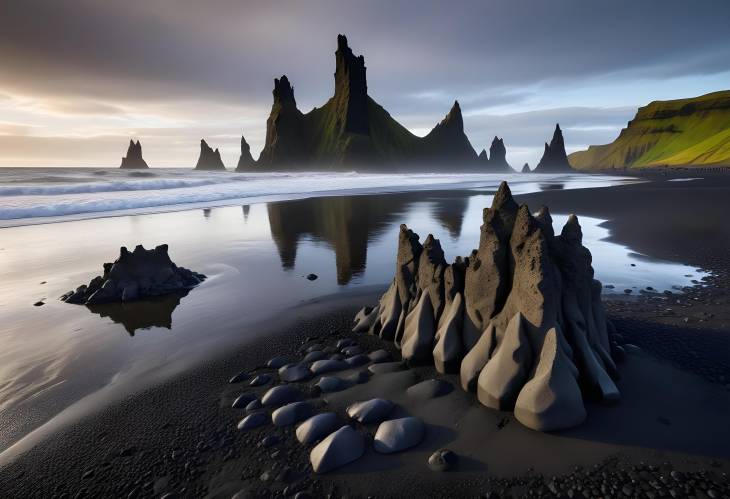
[
  {"xmin": 60, "ymin": 245, "xmax": 205, "ymax": 305},
  {"xmin": 235, "ymin": 135, "xmax": 255, "ymax": 171},
  {"xmin": 195, "ymin": 139, "xmax": 226, "ymax": 170},
  {"xmin": 119, "ymin": 140, "xmax": 149, "ymax": 169},
  {"xmin": 521, "ymin": 162, "xmax": 531, "ymax": 173},
  {"xmin": 422, "ymin": 101, "xmax": 478, "ymax": 164},
  {"xmin": 487, "ymin": 136, "xmax": 512, "ymax": 172},
  {"xmin": 258, "ymin": 76, "xmax": 308, "ymax": 166},
  {"xmin": 534, "ymin": 124, "xmax": 573, "ymax": 172},
  {"xmin": 352, "ymin": 181, "xmax": 619, "ymax": 431}
]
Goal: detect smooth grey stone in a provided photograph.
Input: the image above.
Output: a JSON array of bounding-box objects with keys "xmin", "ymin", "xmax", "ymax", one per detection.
[
  {"xmin": 249, "ymin": 374, "xmax": 271, "ymax": 387},
  {"xmin": 344, "ymin": 354, "xmax": 369, "ymax": 367},
  {"xmin": 406, "ymin": 378, "xmax": 453, "ymax": 400},
  {"xmin": 267, "ymin": 356, "xmax": 291, "ymax": 369},
  {"xmin": 303, "ymin": 351, "xmax": 327, "ymax": 363},
  {"xmin": 374, "ymin": 417, "xmax": 425, "ymax": 453},
  {"xmin": 328, "ymin": 353, "xmax": 345, "ymax": 361},
  {"xmin": 296, "ymin": 412, "xmax": 340, "ymax": 444},
  {"xmin": 347, "ymin": 398, "xmax": 394, "ymax": 424},
  {"xmin": 237, "ymin": 412, "xmax": 270, "ymax": 431},
  {"xmin": 310, "ymin": 359, "xmax": 349, "ymax": 375},
  {"xmin": 336, "ymin": 338, "xmax": 355, "ymax": 349},
  {"xmin": 368, "ymin": 349, "xmax": 391, "ymax": 363},
  {"xmin": 232, "ymin": 393, "xmax": 257, "ymax": 409},
  {"xmin": 272, "ymin": 401, "xmax": 314, "ymax": 426},
  {"xmin": 368, "ymin": 361, "xmax": 405, "ymax": 374},
  {"xmin": 341, "ymin": 345, "xmax": 363, "ymax": 356},
  {"xmin": 279, "ymin": 363, "xmax": 312, "ymax": 382},
  {"xmin": 261, "ymin": 385, "xmax": 303, "ymax": 407},
  {"xmin": 428, "ymin": 448, "xmax": 458, "ymax": 471},
  {"xmin": 229, "ymin": 371, "xmax": 250, "ymax": 384},
  {"xmin": 315, "ymin": 376, "xmax": 351, "ymax": 394},
  {"xmin": 343, "ymin": 370, "xmax": 370, "ymax": 384},
  {"xmin": 310, "ymin": 426, "xmax": 365, "ymax": 473},
  {"xmin": 305, "ymin": 343, "xmax": 324, "ymax": 353},
  {"xmin": 245, "ymin": 398, "xmax": 262, "ymax": 412}
]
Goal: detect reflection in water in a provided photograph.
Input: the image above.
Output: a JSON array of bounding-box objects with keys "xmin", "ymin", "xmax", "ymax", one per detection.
[
  {"xmin": 203, "ymin": 208, "xmax": 212, "ymax": 218},
  {"xmin": 242, "ymin": 204, "xmax": 250, "ymax": 222},
  {"xmin": 539, "ymin": 182, "xmax": 565, "ymax": 191},
  {"xmin": 266, "ymin": 193, "xmax": 472, "ymax": 284},
  {"xmin": 86, "ymin": 290, "xmax": 189, "ymax": 335}
]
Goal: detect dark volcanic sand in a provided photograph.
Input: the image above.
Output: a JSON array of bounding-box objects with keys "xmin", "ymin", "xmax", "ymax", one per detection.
[{"xmin": 2, "ymin": 174, "xmax": 730, "ymax": 498}]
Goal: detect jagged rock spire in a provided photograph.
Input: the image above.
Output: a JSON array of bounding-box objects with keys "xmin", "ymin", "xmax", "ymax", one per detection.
[
  {"xmin": 235, "ymin": 135, "xmax": 256, "ymax": 171},
  {"xmin": 273, "ymin": 75, "xmax": 296, "ymax": 106},
  {"xmin": 521, "ymin": 162, "xmax": 531, "ymax": 173},
  {"xmin": 423, "ymin": 100, "xmax": 477, "ymax": 163},
  {"xmin": 195, "ymin": 139, "xmax": 226, "ymax": 170},
  {"xmin": 534, "ymin": 123, "xmax": 572, "ymax": 172},
  {"xmin": 120, "ymin": 139, "xmax": 148, "ymax": 169},
  {"xmin": 334, "ymin": 34, "xmax": 369, "ymax": 135},
  {"xmin": 486, "ymin": 136, "xmax": 511, "ymax": 171}
]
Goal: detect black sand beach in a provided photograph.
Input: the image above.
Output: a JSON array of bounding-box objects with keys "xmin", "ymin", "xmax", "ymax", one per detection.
[{"xmin": 1, "ymin": 174, "xmax": 729, "ymax": 498}]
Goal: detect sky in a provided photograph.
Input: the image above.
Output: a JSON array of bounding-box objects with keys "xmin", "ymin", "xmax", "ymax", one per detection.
[{"xmin": 1, "ymin": 0, "xmax": 729, "ymax": 169}]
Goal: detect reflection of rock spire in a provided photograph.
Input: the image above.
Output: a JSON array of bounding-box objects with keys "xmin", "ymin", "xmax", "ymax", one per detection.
[
  {"xmin": 86, "ymin": 291, "xmax": 188, "ymax": 336},
  {"xmin": 242, "ymin": 205, "xmax": 250, "ymax": 222}
]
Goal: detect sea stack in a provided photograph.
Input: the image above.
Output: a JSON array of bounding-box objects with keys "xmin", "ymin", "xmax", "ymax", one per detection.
[
  {"xmin": 257, "ymin": 75, "xmax": 307, "ymax": 166},
  {"xmin": 235, "ymin": 135, "xmax": 256, "ymax": 171},
  {"xmin": 486, "ymin": 136, "xmax": 512, "ymax": 172},
  {"xmin": 521, "ymin": 162, "xmax": 531, "ymax": 173},
  {"xmin": 353, "ymin": 181, "xmax": 620, "ymax": 432},
  {"xmin": 119, "ymin": 140, "xmax": 149, "ymax": 169},
  {"xmin": 534, "ymin": 124, "xmax": 573, "ymax": 172},
  {"xmin": 195, "ymin": 139, "xmax": 226, "ymax": 170},
  {"xmin": 423, "ymin": 101, "xmax": 478, "ymax": 164}
]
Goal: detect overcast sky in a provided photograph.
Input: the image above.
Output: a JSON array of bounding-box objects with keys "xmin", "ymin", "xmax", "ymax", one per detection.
[{"xmin": 1, "ymin": 0, "xmax": 729, "ymax": 168}]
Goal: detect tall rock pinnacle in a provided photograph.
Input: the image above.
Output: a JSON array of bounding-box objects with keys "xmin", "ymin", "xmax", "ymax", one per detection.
[
  {"xmin": 195, "ymin": 139, "xmax": 226, "ymax": 170},
  {"xmin": 486, "ymin": 136, "xmax": 512, "ymax": 172},
  {"xmin": 423, "ymin": 101, "xmax": 477, "ymax": 164},
  {"xmin": 534, "ymin": 124, "xmax": 573, "ymax": 172},
  {"xmin": 235, "ymin": 135, "xmax": 256, "ymax": 171},
  {"xmin": 258, "ymin": 75, "xmax": 307, "ymax": 166},
  {"xmin": 334, "ymin": 34, "xmax": 369, "ymax": 135},
  {"xmin": 120, "ymin": 139, "xmax": 149, "ymax": 169}
]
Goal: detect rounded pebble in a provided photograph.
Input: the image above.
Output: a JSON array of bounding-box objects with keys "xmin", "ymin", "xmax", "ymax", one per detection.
[
  {"xmin": 237, "ymin": 412, "xmax": 270, "ymax": 431},
  {"xmin": 261, "ymin": 384, "xmax": 303, "ymax": 407},
  {"xmin": 296, "ymin": 412, "xmax": 341, "ymax": 444},
  {"xmin": 272, "ymin": 401, "xmax": 315, "ymax": 426},
  {"xmin": 428, "ymin": 448, "xmax": 458, "ymax": 471},
  {"xmin": 347, "ymin": 398, "xmax": 394, "ymax": 424},
  {"xmin": 373, "ymin": 417, "xmax": 425, "ymax": 453}
]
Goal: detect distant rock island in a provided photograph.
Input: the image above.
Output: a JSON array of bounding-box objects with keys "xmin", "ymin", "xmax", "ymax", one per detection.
[
  {"xmin": 195, "ymin": 139, "xmax": 226, "ymax": 170},
  {"xmin": 239, "ymin": 35, "xmax": 496, "ymax": 171},
  {"xmin": 119, "ymin": 140, "xmax": 149, "ymax": 169},
  {"xmin": 478, "ymin": 136, "xmax": 512, "ymax": 172},
  {"xmin": 236, "ymin": 135, "xmax": 256, "ymax": 171},
  {"xmin": 570, "ymin": 90, "xmax": 730, "ymax": 170},
  {"xmin": 353, "ymin": 182, "xmax": 619, "ymax": 431},
  {"xmin": 533, "ymin": 124, "xmax": 573, "ymax": 173}
]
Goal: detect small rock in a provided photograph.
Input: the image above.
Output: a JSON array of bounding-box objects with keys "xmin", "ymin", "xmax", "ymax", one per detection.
[
  {"xmin": 314, "ymin": 376, "xmax": 351, "ymax": 394},
  {"xmin": 344, "ymin": 354, "xmax": 370, "ymax": 367},
  {"xmin": 260, "ymin": 435, "xmax": 280, "ymax": 447},
  {"xmin": 272, "ymin": 401, "xmax": 315, "ymax": 426},
  {"xmin": 249, "ymin": 375, "xmax": 273, "ymax": 389},
  {"xmin": 33, "ymin": 301, "xmax": 45, "ymax": 307},
  {"xmin": 267, "ymin": 356, "xmax": 291, "ymax": 369},
  {"xmin": 374, "ymin": 417, "xmax": 425, "ymax": 453},
  {"xmin": 306, "ymin": 274, "xmax": 318, "ymax": 281},
  {"xmin": 368, "ymin": 361, "xmax": 405, "ymax": 374},
  {"xmin": 310, "ymin": 359, "xmax": 349, "ymax": 375},
  {"xmin": 296, "ymin": 412, "xmax": 341, "ymax": 444},
  {"xmin": 347, "ymin": 398, "xmax": 394, "ymax": 424},
  {"xmin": 310, "ymin": 426, "xmax": 365, "ymax": 473},
  {"xmin": 279, "ymin": 364, "xmax": 312, "ymax": 382},
  {"xmin": 368, "ymin": 349, "xmax": 391, "ymax": 363},
  {"xmin": 229, "ymin": 371, "xmax": 250, "ymax": 384},
  {"xmin": 341, "ymin": 345, "xmax": 363, "ymax": 356},
  {"xmin": 428, "ymin": 448, "xmax": 458, "ymax": 471},
  {"xmin": 336, "ymin": 338, "xmax": 355, "ymax": 349},
  {"xmin": 237, "ymin": 412, "xmax": 270, "ymax": 431},
  {"xmin": 232, "ymin": 393, "xmax": 257, "ymax": 409},
  {"xmin": 343, "ymin": 370, "xmax": 370, "ymax": 384},
  {"xmin": 245, "ymin": 398, "xmax": 262, "ymax": 412},
  {"xmin": 406, "ymin": 379, "xmax": 453, "ymax": 400},
  {"xmin": 303, "ymin": 351, "xmax": 327, "ymax": 363},
  {"xmin": 261, "ymin": 385, "xmax": 303, "ymax": 407}
]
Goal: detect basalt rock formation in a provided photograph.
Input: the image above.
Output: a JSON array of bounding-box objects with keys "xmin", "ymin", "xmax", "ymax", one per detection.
[
  {"xmin": 521, "ymin": 162, "xmax": 531, "ymax": 173},
  {"xmin": 60, "ymin": 245, "xmax": 205, "ymax": 305},
  {"xmin": 195, "ymin": 139, "xmax": 226, "ymax": 170},
  {"xmin": 235, "ymin": 135, "xmax": 256, "ymax": 171},
  {"xmin": 353, "ymin": 181, "xmax": 619, "ymax": 431},
  {"xmin": 486, "ymin": 136, "xmax": 512, "ymax": 172},
  {"xmin": 251, "ymin": 35, "xmax": 478, "ymax": 170},
  {"xmin": 119, "ymin": 140, "xmax": 149, "ymax": 169},
  {"xmin": 534, "ymin": 124, "xmax": 573, "ymax": 173}
]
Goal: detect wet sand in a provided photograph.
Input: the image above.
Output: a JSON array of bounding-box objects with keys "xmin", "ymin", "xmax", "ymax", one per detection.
[{"xmin": 1, "ymin": 174, "xmax": 729, "ymax": 498}]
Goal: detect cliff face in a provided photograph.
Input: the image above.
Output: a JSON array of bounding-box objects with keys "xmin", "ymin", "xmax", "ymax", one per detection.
[
  {"xmin": 570, "ymin": 90, "xmax": 730, "ymax": 169},
  {"xmin": 235, "ymin": 135, "xmax": 255, "ymax": 171},
  {"xmin": 255, "ymin": 35, "xmax": 479, "ymax": 170},
  {"xmin": 120, "ymin": 140, "xmax": 148, "ymax": 169},
  {"xmin": 195, "ymin": 139, "xmax": 226, "ymax": 170},
  {"xmin": 534, "ymin": 124, "xmax": 573, "ymax": 173}
]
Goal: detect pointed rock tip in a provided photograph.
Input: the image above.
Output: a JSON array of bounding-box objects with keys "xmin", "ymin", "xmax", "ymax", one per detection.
[
  {"xmin": 561, "ymin": 214, "xmax": 583, "ymax": 242},
  {"xmin": 491, "ymin": 181, "xmax": 517, "ymax": 211},
  {"xmin": 337, "ymin": 34, "xmax": 349, "ymax": 50}
]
